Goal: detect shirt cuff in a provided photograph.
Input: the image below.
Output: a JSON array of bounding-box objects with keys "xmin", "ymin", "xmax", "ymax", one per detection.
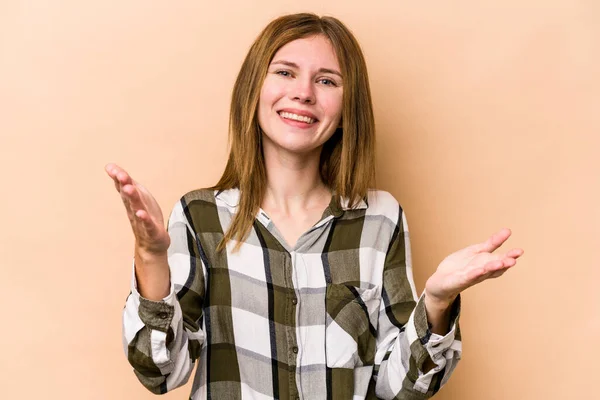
[
  {"xmin": 130, "ymin": 259, "xmax": 177, "ymax": 332},
  {"xmin": 411, "ymin": 292, "xmax": 462, "ymax": 369}
]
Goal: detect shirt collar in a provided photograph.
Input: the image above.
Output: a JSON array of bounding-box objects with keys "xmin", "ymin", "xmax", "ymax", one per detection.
[
  {"xmin": 214, "ymin": 188, "xmax": 240, "ymax": 208},
  {"xmin": 215, "ymin": 187, "xmax": 368, "ymax": 216},
  {"xmin": 329, "ymin": 193, "xmax": 368, "ymax": 217}
]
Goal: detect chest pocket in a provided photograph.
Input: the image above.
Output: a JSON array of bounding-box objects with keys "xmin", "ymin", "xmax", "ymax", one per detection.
[{"xmin": 325, "ymin": 284, "xmax": 381, "ymax": 368}]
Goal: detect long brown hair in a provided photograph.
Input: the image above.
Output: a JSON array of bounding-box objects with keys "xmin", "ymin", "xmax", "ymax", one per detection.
[{"xmin": 213, "ymin": 13, "xmax": 376, "ymax": 251}]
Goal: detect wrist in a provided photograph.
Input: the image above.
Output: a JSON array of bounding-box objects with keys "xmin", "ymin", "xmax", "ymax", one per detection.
[
  {"xmin": 135, "ymin": 246, "xmax": 168, "ymax": 265},
  {"xmin": 424, "ymin": 289, "xmax": 456, "ymax": 312},
  {"xmin": 134, "ymin": 247, "xmax": 170, "ymax": 301}
]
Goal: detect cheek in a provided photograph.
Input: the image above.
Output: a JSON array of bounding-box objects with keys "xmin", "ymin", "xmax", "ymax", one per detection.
[
  {"xmin": 258, "ymin": 83, "xmax": 282, "ymax": 131},
  {"xmin": 321, "ymin": 94, "xmax": 343, "ymax": 121},
  {"xmin": 258, "ymin": 92, "xmax": 273, "ymax": 127},
  {"xmin": 258, "ymin": 89, "xmax": 269, "ymax": 114},
  {"xmin": 259, "ymin": 79, "xmax": 283, "ymax": 109}
]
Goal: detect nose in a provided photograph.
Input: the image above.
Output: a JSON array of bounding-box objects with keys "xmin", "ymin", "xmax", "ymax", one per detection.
[{"xmin": 290, "ymin": 78, "xmax": 315, "ymax": 105}]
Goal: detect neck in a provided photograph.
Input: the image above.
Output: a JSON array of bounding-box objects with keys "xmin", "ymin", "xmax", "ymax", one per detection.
[{"xmin": 261, "ymin": 138, "xmax": 331, "ymax": 215}]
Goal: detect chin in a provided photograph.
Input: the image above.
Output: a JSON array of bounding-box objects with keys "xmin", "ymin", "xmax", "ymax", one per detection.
[
  {"xmin": 280, "ymin": 143, "xmax": 316, "ymax": 154},
  {"xmin": 271, "ymin": 137, "xmax": 320, "ymax": 154}
]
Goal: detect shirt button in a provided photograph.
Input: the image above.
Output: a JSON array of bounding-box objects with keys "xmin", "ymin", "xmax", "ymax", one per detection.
[
  {"xmin": 292, "ymin": 346, "xmax": 298, "ymax": 354},
  {"xmin": 158, "ymin": 312, "xmax": 169, "ymax": 320},
  {"xmin": 291, "ymin": 298, "xmax": 298, "ymax": 305}
]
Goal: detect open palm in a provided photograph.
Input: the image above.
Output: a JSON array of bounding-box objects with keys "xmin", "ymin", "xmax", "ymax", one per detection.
[
  {"xmin": 105, "ymin": 163, "xmax": 170, "ymax": 255},
  {"xmin": 425, "ymin": 228, "xmax": 524, "ymax": 304}
]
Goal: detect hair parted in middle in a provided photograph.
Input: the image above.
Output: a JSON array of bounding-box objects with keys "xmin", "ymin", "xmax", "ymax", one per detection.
[{"xmin": 212, "ymin": 13, "xmax": 376, "ymax": 251}]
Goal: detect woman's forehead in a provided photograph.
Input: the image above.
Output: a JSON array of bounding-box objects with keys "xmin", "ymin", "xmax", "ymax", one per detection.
[{"xmin": 271, "ymin": 35, "xmax": 340, "ymax": 69}]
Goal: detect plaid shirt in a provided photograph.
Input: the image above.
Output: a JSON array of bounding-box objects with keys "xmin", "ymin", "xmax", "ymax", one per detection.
[{"xmin": 122, "ymin": 188, "xmax": 462, "ymax": 399}]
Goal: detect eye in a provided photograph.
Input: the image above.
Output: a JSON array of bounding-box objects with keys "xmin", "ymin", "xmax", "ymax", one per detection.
[
  {"xmin": 276, "ymin": 70, "xmax": 292, "ymax": 77},
  {"xmin": 318, "ymin": 78, "xmax": 337, "ymax": 87}
]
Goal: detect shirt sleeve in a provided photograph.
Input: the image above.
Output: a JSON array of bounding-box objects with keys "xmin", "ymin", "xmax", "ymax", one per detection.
[
  {"xmin": 373, "ymin": 208, "xmax": 462, "ymax": 399},
  {"xmin": 122, "ymin": 198, "xmax": 206, "ymax": 394}
]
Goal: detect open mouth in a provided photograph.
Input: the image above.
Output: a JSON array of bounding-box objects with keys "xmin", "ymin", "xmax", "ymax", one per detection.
[{"xmin": 278, "ymin": 111, "xmax": 317, "ymax": 124}]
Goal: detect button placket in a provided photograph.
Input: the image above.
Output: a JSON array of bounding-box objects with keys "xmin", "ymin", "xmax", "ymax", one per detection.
[
  {"xmin": 289, "ymin": 254, "xmax": 299, "ymax": 358},
  {"xmin": 281, "ymin": 253, "xmax": 299, "ymax": 399}
]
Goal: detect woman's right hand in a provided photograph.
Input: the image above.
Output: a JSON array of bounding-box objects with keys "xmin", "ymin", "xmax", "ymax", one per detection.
[{"xmin": 105, "ymin": 163, "xmax": 171, "ymax": 256}]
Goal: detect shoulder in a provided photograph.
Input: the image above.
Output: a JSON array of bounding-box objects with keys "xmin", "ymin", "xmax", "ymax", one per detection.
[
  {"xmin": 169, "ymin": 188, "xmax": 237, "ymax": 230},
  {"xmin": 179, "ymin": 188, "xmax": 218, "ymax": 204},
  {"xmin": 178, "ymin": 187, "xmax": 240, "ymax": 217},
  {"xmin": 169, "ymin": 188, "xmax": 227, "ymax": 221},
  {"xmin": 363, "ymin": 189, "xmax": 409, "ymax": 233},
  {"xmin": 177, "ymin": 187, "xmax": 239, "ymax": 207},
  {"xmin": 365, "ymin": 189, "xmax": 402, "ymax": 215}
]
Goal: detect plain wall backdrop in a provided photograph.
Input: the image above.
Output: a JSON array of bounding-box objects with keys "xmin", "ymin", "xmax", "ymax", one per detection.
[{"xmin": 1, "ymin": 1, "xmax": 598, "ymax": 399}]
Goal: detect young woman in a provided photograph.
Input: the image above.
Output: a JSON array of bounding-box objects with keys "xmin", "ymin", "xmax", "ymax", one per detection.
[{"xmin": 106, "ymin": 13, "xmax": 523, "ymax": 400}]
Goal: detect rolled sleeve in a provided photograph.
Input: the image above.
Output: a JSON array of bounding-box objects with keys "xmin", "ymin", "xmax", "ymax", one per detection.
[
  {"xmin": 121, "ymin": 196, "xmax": 207, "ymax": 394},
  {"xmin": 408, "ymin": 293, "xmax": 462, "ymax": 393},
  {"xmin": 128, "ymin": 259, "xmax": 179, "ymax": 332}
]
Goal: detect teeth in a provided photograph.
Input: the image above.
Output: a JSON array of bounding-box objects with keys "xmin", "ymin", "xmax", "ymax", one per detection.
[{"xmin": 279, "ymin": 112, "xmax": 315, "ymax": 124}]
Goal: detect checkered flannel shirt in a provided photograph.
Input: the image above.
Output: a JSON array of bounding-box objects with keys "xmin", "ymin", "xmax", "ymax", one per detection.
[{"xmin": 122, "ymin": 188, "xmax": 462, "ymax": 399}]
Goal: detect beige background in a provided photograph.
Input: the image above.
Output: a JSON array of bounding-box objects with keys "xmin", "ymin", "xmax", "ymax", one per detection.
[{"xmin": 1, "ymin": 0, "xmax": 598, "ymax": 399}]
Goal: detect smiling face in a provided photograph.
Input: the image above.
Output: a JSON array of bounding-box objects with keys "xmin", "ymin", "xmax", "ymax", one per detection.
[{"xmin": 257, "ymin": 35, "xmax": 344, "ymax": 156}]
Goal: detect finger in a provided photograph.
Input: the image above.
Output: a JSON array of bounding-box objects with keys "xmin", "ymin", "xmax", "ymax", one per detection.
[
  {"xmin": 470, "ymin": 266, "xmax": 507, "ymax": 285},
  {"xmin": 480, "ymin": 262, "xmax": 514, "ymax": 281},
  {"xmin": 505, "ymin": 248, "xmax": 524, "ymax": 259},
  {"xmin": 119, "ymin": 187, "xmax": 136, "ymax": 221},
  {"xmin": 105, "ymin": 164, "xmax": 135, "ymax": 187},
  {"xmin": 487, "ymin": 257, "xmax": 517, "ymax": 273},
  {"xmin": 112, "ymin": 173, "xmax": 123, "ymax": 192},
  {"xmin": 105, "ymin": 164, "xmax": 121, "ymax": 191},
  {"xmin": 105, "ymin": 163, "xmax": 117, "ymax": 176},
  {"xmin": 472, "ymin": 270, "xmax": 503, "ymax": 286},
  {"xmin": 128, "ymin": 205, "xmax": 158, "ymax": 242},
  {"xmin": 131, "ymin": 210, "xmax": 164, "ymax": 247},
  {"xmin": 503, "ymin": 257, "xmax": 517, "ymax": 268},
  {"xmin": 465, "ymin": 265, "xmax": 488, "ymax": 282},
  {"xmin": 463, "ymin": 267, "xmax": 493, "ymax": 289},
  {"xmin": 133, "ymin": 182, "xmax": 163, "ymax": 218},
  {"xmin": 106, "ymin": 164, "xmax": 133, "ymax": 193},
  {"xmin": 122, "ymin": 183, "xmax": 147, "ymax": 213},
  {"xmin": 467, "ymin": 258, "xmax": 508, "ymax": 280},
  {"xmin": 465, "ymin": 257, "xmax": 518, "ymax": 287},
  {"xmin": 105, "ymin": 163, "xmax": 124, "ymax": 179},
  {"xmin": 489, "ymin": 270, "xmax": 507, "ymax": 279},
  {"xmin": 475, "ymin": 228, "xmax": 512, "ymax": 254},
  {"xmin": 116, "ymin": 170, "xmax": 133, "ymax": 187},
  {"xmin": 134, "ymin": 209, "xmax": 158, "ymax": 235}
]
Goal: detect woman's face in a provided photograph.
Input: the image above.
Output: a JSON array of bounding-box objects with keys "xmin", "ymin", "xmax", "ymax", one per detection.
[{"xmin": 258, "ymin": 35, "xmax": 343, "ymax": 156}]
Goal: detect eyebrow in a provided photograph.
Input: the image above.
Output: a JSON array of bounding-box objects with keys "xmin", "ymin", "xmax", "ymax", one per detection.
[{"xmin": 270, "ymin": 60, "xmax": 343, "ymax": 79}]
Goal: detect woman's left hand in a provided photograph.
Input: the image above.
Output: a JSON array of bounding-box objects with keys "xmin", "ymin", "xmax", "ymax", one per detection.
[{"xmin": 424, "ymin": 228, "xmax": 524, "ymax": 308}]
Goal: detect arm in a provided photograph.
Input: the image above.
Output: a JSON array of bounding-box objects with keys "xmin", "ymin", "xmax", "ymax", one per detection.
[
  {"xmin": 123, "ymin": 199, "xmax": 206, "ymax": 394},
  {"xmin": 105, "ymin": 164, "xmax": 206, "ymax": 394},
  {"xmin": 373, "ymin": 205, "xmax": 524, "ymax": 399},
  {"xmin": 421, "ymin": 295, "xmax": 456, "ymax": 373},
  {"xmin": 373, "ymin": 209, "xmax": 462, "ymax": 399}
]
